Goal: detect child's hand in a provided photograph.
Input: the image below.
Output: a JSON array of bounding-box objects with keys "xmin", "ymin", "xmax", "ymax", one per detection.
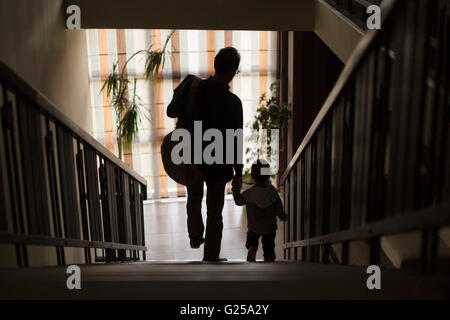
[
  {"xmin": 232, "ymin": 176, "xmax": 242, "ymax": 190},
  {"xmin": 231, "ymin": 185, "xmax": 241, "ymax": 194}
]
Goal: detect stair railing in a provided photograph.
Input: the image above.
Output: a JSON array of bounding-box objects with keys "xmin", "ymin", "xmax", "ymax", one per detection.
[
  {"xmin": 280, "ymin": 0, "xmax": 449, "ymax": 272},
  {"xmin": 325, "ymin": 0, "xmax": 383, "ymax": 30},
  {"xmin": 0, "ymin": 60, "xmax": 147, "ymax": 267}
]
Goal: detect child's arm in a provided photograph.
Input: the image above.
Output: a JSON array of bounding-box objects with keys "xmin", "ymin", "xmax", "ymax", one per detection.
[
  {"xmin": 231, "ymin": 180, "xmax": 247, "ymax": 206},
  {"xmin": 274, "ymin": 193, "xmax": 288, "ymax": 221}
]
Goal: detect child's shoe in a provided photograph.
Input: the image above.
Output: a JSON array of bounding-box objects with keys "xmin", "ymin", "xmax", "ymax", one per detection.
[{"xmin": 247, "ymin": 247, "xmax": 257, "ymax": 262}]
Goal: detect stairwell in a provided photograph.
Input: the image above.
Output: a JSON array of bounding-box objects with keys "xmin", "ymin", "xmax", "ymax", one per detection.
[{"xmin": 0, "ymin": 0, "xmax": 449, "ymax": 301}]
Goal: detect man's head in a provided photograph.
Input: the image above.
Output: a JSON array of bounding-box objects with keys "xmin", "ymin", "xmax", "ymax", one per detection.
[
  {"xmin": 251, "ymin": 159, "xmax": 271, "ymax": 183},
  {"xmin": 214, "ymin": 47, "xmax": 240, "ymax": 84}
]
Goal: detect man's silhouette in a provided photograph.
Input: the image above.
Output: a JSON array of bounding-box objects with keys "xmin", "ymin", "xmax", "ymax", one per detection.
[{"xmin": 167, "ymin": 47, "xmax": 243, "ymax": 262}]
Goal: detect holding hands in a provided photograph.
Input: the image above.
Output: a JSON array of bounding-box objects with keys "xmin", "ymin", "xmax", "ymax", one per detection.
[{"xmin": 232, "ymin": 176, "xmax": 242, "ymax": 193}]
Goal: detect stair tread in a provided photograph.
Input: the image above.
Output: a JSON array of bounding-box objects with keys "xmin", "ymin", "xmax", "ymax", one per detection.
[{"xmin": 1, "ymin": 261, "xmax": 449, "ymax": 299}]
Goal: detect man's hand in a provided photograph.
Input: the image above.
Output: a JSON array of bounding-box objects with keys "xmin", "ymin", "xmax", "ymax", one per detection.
[{"xmin": 232, "ymin": 176, "xmax": 242, "ymax": 191}]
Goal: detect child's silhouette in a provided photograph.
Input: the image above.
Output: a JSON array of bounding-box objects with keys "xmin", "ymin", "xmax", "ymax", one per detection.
[{"xmin": 232, "ymin": 159, "xmax": 287, "ymax": 262}]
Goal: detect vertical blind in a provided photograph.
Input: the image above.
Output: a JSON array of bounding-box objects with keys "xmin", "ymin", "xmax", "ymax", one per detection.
[{"xmin": 87, "ymin": 29, "xmax": 279, "ymax": 199}]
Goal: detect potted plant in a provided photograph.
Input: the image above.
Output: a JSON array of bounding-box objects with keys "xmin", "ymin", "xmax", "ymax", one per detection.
[
  {"xmin": 243, "ymin": 81, "xmax": 291, "ymax": 186},
  {"xmin": 101, "ymin": 31, "xmax": 175, "ymax": 160}
]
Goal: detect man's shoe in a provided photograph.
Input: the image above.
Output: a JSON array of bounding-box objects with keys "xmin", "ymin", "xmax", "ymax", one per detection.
[
  {"xmin": 247, "ymin": 247, "xmax": 257, "ymax": 262},
  {"xmin": 190, "ymin": 238, "xmax": 205, "ymax": 249},
  {"xmin": 202, "ymin": 257, "xmax": 228, "ymax": 262}
]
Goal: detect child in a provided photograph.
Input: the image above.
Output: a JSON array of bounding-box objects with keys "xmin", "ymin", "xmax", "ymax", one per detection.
[{"xmin": 232, "ymin": 159, "xmax": 287, "ymax": 262}]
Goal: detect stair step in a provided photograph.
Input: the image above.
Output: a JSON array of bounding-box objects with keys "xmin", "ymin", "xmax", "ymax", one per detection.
[{"xmin": 1, "ymin": 261, "xmax": 449, "ymax": 299}]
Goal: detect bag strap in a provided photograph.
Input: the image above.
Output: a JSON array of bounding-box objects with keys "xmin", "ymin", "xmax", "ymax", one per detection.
[{"xmin": 185, "ymin": 77, "xmax": 201, "ymax": 128}]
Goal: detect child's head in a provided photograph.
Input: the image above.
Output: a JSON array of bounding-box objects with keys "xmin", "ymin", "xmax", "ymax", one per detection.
[{"xmin": 251, "ymin": 159, "xmax": 271, "ymax": 183}]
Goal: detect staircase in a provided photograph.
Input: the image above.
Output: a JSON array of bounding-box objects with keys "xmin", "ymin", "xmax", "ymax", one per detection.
[
  {"xmin": 281, "ymin": 0, "xmax": 450, "ymax": 273},
  {"xmin": 1, "ymin": 261, "xmax": 449, "ymax": 299},
  {"xmin": 0, "ymin": 60, "xmax": 147, "ymax": 266},
  {"xmin": 0, "ymin": 0, "xmax": 449, "ymax": 300}
]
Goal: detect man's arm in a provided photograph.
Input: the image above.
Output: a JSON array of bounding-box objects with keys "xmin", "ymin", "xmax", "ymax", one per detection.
[
  {"xmin": 167, "ymin": 75, "xmax": 194, "ymax": 118},
  {"xmin": 231, "ymin": 183, "xmax": 247, "ymax": 206},
  {"xmin": 233, "ymin": 98, "xmax": 244, "ymax": 178}
]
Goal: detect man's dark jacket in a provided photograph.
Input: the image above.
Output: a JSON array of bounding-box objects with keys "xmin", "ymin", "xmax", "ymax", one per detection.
[{"xmin": 167, "ymin": 75, "xmax": 243, "ymax": 183}]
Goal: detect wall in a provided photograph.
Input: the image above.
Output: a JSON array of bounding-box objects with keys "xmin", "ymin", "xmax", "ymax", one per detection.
[
  {"xmin": 67, "ymin": 0, "xmax": 315, "ymax": 31},
  {"xmin": 285, "ymin": 32, "xmax": 344, "ymax": 161},
  {"xmin": 314, "ymin": 0, "xmax": 364, "ymax": 63},
  {"xmin": 0, "ymin": 0, "xmax": 91, "ymax": 132},
  {"xmin": 0, "ymin": 0, "xmax": 90, "ymax": 267}
]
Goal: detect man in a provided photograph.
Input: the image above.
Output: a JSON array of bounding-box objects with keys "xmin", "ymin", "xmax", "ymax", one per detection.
[{"xmin": 167, "ymin": 47, "xmax": 243, "ymax": 262}]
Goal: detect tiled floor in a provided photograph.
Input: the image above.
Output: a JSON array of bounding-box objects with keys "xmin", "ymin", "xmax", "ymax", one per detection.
[{"xmin": 144, "ymin": 195, "xmax": 285, "ymax": 261}]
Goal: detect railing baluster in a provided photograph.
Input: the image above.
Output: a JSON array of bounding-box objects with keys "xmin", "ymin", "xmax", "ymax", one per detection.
[
  {"xmin": 421, "ymin": 227, "xmax": 440, "ymax": 274},
  {"xmin": 2, "ymin": 92, "xmax": 28, "ymax": 267},
  {"xmin": 283, "ymin": 179, "xmax": 288, "ymax": 260},
  {"xmin": 279, "ymin": 0, "xmax": 449, "ymax": 272},
  {"xmin": 57, "ymin": 125, "xmax": 81, "ymax": 240},
  {"xmin": 0, "ymin": 85, "xmax": 9, "ymax": 233},
  {"xmin": 315, "ymin": 128, "xmax": 325, "ymax": 240},
  {"xmin": 140, "ymin": 184, "xmax": 147, "ymax": 261},
  {"xmin": 304, "ymin": 145, "xmax": 311, "ymax": 261},
  {"xmin": 296, "ymin": 159, "xmax": 302, "ymax": 261},
  {"xmin": 368, "ymin": 236, "xmax": 380, "ymax": 265},
  {"xmin": 84, "ymin": 147, "xmax": 103, "ymax": 242},
  {"xmin": 310, "ymin": 137, "xmax": 317, "ymax": 261},
  {"xmin": 300, "ymin": 156, "xmax": 307, "ymax": 261},
  {"xmin": 289, "ymin": 167, "xmax": 296, "ymax": 259},
  {"xmin": 44, "ymin": 119, "xmax": 65, "ymax": 265},
  {"xmin": 347, "ymin": 0, "xmax": 353, "ymax": 14},
  {"xmin": 342, "ymin": 83, "xmax": 354, "ymax": 231},
  {"xmin": 342, "ymin": 241, "xmax": 349, "ymax": 265},
  {"xmin": 403, "ymin": 0, "xmax": 428, "ymax": 212},
  {"xmin": 286, "ymin": 175, "xmax": 291, "ymax": 260},
  {"xmin": 76, "ymin": 140, "xmax": 91, "ymax": 263},
  {"xmin": 330, "ymin": 100, "xmax": 344, "ymax": 234},
  {"xmin": 351, "ymin": 67, "xmax": 366, "ymax": 228}
]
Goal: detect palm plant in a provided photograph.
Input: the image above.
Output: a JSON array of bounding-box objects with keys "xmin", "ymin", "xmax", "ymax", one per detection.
[{"xmin": 101, "ymin": 31, "xmax": 175, "ymax": 160}]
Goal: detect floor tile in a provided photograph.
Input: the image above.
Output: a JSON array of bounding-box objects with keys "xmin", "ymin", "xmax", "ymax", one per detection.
[
  {"xmin": 145, "ymin": 233, "xmax": 172, "ymax": 254},
  {"xmin": 143, "ymin": 198, "xmax": 285, "ymax": 261},
  {"xmin": 146, "ymin": 252, "xmax": 174, "ymax": 261},
  {"xmin": 170, "ymin": 214, "xmax": 189, "ymax": 234},
  {"xmin": 221, "ymin": 229, "xmax": 247, "ymax": 250},
  {"xmin": 171, "ymin": 232, "xmax": 193, "ymax": 253},
  {"xmin": 220, "ymin": 249, "xmax": 248, "ymax": 260},
  {"xmin": 173, "ymin": 250, "xmax": 204, "ymax": 261},
  {"xmin": 144, "ymin": 214, "xmax": 171, "ymax": 234}
]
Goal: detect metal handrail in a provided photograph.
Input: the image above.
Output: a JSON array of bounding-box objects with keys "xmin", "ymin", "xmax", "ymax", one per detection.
[
  {"xmin": 281, "ymin": 0, "xmax": 450, "ymax": 272},
  {"xmin": 281, "ymin": 0, "xmax": 396, "ymax": 185},
  {"xmin": 0, "ymin": 62, "xmax": 147, "ymax": 186},
  {"xmin": 0, "ymin": 60, "xmax": 147, "ymax": 266}
]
